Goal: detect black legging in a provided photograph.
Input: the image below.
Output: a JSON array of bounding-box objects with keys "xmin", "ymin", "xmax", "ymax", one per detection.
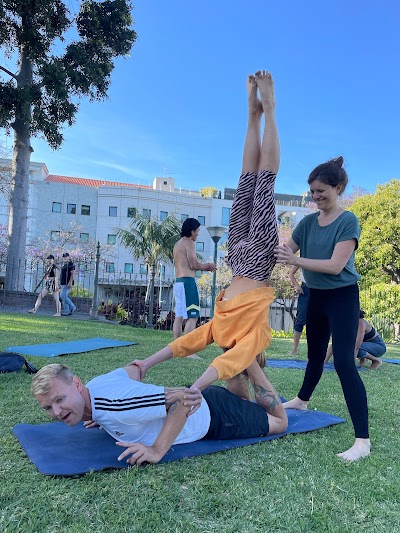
[{"xmin": 298, "ymin": 284, "xmax": 369, "ymax": 439}]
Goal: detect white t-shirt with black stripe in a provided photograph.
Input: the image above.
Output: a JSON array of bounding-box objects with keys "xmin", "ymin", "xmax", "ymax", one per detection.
[{"xmin": 87, "ymin": 368, "xmax": 211, "ymax": 445}]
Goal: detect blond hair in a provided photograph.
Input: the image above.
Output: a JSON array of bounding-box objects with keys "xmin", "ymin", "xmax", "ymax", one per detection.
[{"xmin": 31, "ymin": 364, "xmax": 74, "ymax": 396}]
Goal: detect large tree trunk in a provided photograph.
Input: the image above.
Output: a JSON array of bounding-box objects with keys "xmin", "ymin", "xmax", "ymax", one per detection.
[{"xmin": 5, "ymin": 47, "xmax": 33, "ymax": 290}]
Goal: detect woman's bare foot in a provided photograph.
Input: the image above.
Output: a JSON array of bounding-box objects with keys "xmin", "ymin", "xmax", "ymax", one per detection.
[
  {"xmin": 369, "ymin": 359, "xmax": 382, "ymax": 370},
  {"xmin": 358, "ymin": 357, "xmax": 366, "ymax": 367},
  {"xmin": 247, "ymin": 74, "xmax": 263, "ymax": 117},
  {"xmin": 255, "ymin": 70, "xmax": 275, "ymax": 110},
  {"xmin": 337, "ymin": 438, "xmax": 371, "ymax": 461},
  {"xmin": 282, "ymin": 396, "xmax": 308, "ymax": 410},
  {"xmin": 53, "ymin": 313, "xmax": 61, "ymax": 317}
]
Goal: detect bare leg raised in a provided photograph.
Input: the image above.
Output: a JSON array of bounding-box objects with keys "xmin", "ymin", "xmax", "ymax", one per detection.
[{"xmin": 241, "ymin": 75, "xmax": 263, "ymax": 174}]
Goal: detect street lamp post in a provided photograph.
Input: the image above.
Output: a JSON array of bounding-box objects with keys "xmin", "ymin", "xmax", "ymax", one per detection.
[{"xmin": 206, "ymin": 226, "xmax": 226, "ymax": 318}]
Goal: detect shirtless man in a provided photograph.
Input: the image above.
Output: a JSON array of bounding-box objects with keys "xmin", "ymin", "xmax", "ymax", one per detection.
[{"xmin": 172, "ymin": 218, "xmax": 216, "ymax": 357}]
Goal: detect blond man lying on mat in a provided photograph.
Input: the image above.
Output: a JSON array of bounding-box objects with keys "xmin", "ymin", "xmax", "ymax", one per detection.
[{"xmin": 32, "ymin": 359, "xmax": 287, "ymax": 465}]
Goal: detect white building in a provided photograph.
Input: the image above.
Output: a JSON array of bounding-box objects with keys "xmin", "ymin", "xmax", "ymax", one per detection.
[{"xmin": 0, "ymin": 160, "xmax": 311, "ymax": 309}]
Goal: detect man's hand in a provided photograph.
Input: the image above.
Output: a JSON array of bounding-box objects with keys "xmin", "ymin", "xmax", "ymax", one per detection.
[
  {"xmin": 184, "ymin": 386, "xmax": 202, "ymax": 416},
  {"xmin": 295, "ymin": 284, "xmax": 304, "ymax": 295},
  {"xmin": 83, "ymin": 420, "xmax": 103, "ymax": 429},
  {"xmin": 116, "ymin": 441, "xmax": 162, "ymax": 465},
  {"xmin": 207, "ymin": 262, "xmax": 217, "ymax": 272}
]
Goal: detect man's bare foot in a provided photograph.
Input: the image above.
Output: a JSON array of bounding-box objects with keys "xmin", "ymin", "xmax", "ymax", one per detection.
[
  {"xmin": 337, "ymin": 438, "xmax": 371, "ymax": 461},
  {"xmin": 255, "ymin": 70, "xmax": 275, "ymax": 110},
  {"xmin": 247, "ymin": 74, "xmax": 263, "ymax": 117},
  {"xmin": 369, "ymin": 359, "xmax": 382, "ymax": 370},
  {"xmin": 188, "ymin": 354, "xmax": 201, "ymax": 360},
  {"xmin": 282, "ymin": 396, "xmax": 308, "ymax": 410}
]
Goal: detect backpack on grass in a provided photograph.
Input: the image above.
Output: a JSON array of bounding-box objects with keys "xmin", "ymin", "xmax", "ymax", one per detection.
[{"xmin": 0, "ymin": 352, "xmax": 38, "ymax": 374}]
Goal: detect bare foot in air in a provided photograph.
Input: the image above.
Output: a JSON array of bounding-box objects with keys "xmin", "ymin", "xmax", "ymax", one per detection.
[
  {"xmin": 337, "ymin": 438, "xmax": 371, "ymax": 462},
  {"xmin": 247, "ymin": 74, "xmax": 263, "ymax": 117},
  {"xmin": 255, "ymin": 70, "xmax": 275, "ymax": 110},
  {"xmin": 282, "ymin": 396, "xmax": 308, "ymax": 410}
]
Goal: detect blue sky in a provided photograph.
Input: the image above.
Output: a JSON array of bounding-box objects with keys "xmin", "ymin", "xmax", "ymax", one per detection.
[{"xmin": 3, "ymin": 0, "xmax": 400, "ymax": 196}]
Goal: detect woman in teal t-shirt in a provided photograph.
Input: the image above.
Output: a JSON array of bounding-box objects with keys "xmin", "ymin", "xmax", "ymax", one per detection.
[{"xmin": 275, "ymin": 156, "xmax": 370, "ymax": 462}]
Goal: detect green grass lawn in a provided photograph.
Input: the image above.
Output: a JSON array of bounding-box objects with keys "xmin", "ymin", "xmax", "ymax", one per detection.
[{"xmin": 1, "ymin": 312, "xmax": 399, "ymax": 533}]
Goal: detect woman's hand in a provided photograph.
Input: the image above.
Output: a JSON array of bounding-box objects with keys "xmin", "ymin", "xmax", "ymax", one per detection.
[{"xmin": 274, "ymin": 244, "xmax": 298, "ymax": 266}]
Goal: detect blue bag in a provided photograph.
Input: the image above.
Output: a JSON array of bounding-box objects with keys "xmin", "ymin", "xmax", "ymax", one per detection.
[{"xmin": 0, "ymin": 352, "xmax": 37, "ymax": 374}]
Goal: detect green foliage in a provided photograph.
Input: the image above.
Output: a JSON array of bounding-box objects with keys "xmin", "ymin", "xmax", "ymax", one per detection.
[
  {"xmin": 69, "ymin": 286, "xmax": 93, "ymax": 298},
  {"xmin": 200, "ymin": 186, "xmax": 219, "ymax": 198},
  {"xmin": 349, "ymin": 180, "xmax": 400, "ymax": 285},
  {"xmin": 115, "ymin": 213, "xmax": 181, "ymax": 271},
  {"xmin": 0, "ymin": 0, "xmax": 137, "ymax": 148},
  {"xmin": 360, "ymin": 282, "xmax": 400, "ymax": 341}
]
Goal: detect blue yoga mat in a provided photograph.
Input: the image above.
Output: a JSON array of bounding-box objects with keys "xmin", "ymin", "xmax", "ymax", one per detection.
[
  {"xmin": 13, "ymin": 409, "xmax": 345, "ymax": 476},
  {"xmin": 6, "ymin": 338, "xmax": 137, "ymax": 358},
  {"xmin": 266, "ymin": 359, "xmax": 365, "ymax": 371},
  {"xmin": 383, "ymin": 358, "xmax": 400, "ymax": 364}
]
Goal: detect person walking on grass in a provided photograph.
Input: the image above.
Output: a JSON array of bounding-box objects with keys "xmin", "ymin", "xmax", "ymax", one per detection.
[
  {"xmin": 28, "ymin": 255, "xmax": 61, "ymax": 317},
  {"xmin": 60, "ymin": 252, "xmax": 76, "ymax": 316},
  {"xmin": 172, "ymin": 218, "xmax": 216, "ymax": 358},
  {"xmin": 275, "ymin": 157, "xmax": 371, "ymax": 462},
  {"xmin": 132, "ymin": 70, "xmax": 281, "ymax": 395}
]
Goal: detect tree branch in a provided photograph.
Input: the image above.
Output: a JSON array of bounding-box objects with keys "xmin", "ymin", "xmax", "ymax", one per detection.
[{"xmin": 0, "ymin": 65, "xmax": 17, "ymax": 80}]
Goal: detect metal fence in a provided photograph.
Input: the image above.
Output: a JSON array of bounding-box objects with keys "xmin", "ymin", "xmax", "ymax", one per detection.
[{"xmin": 0, "ymin": 258, "xmax": 399, "ymax": 341}]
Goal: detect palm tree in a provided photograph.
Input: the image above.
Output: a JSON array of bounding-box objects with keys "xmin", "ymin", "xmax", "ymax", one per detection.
[{"xmin": 116, "ymin": 212, "xmax": 181, "ymax": 327}]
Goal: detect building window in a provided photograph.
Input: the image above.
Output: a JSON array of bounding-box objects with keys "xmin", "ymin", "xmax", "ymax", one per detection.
[
  {"xmin": 52, "ymin": 202, "xmax": 62, "ymax": 213},
  {"xmin": 142, "ymin": 208, "xmax": 151, "ymax": 218},
  {"xmin": 139, "ymin": 264, "xmax": 148, "ymax": 275},
  {"xmin": 196, "ymin": 241, "xmax": 204, "ymax": 252},
  {"xmin": 221, "ymin": 207, "xmax": 231, "ymax": 226},
  {"xmin": 109, "ymin": 206, "xmax": 117, "ymax": 217},
  {"xmin": 198, "ymin": 215, "xmax": 205, "ymax": 226},
  {"xmin": 160, "ymin": 211, "xmax": 168, "ymax": 221},
  {"xmin": 50, "ymin": 231, "xmax": 60, "ymax": 241},
  {"xmin": 80, "ymin": 233, "xmax": 89, "ymax": 242},
  {"xmin": 81, "ymin": 205, "xmax": 90, "ymax": 216},
  {"xmin": 124, "ymin": 263, "xmax": 134, "ymax": 274},
  {"xmin": 106, "ymin": 262, "xmax": 115, "ymax": 273},
  {"xmin": 159, "ymin": 264, "xmax": 166, "ymax": 276},
  {"xmin": 107, "ymin": 234, "xmax": 117, "ymax": 245},
  {"xmin": 67, "ymin": 203, "xmax": 76, "ymax": 214},
  {"xmin": 181, "ymin": 214, "xmax": 188, "ymax": 222},
  {"xmin": 127, "ymin": 207, "xmax": 136, "ymax": 218}
]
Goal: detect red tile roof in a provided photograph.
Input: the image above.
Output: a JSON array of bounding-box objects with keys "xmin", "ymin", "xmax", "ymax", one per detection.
[{"xmin": 45, "ymin": 175, "xmax": 152, "ymax": 189}]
